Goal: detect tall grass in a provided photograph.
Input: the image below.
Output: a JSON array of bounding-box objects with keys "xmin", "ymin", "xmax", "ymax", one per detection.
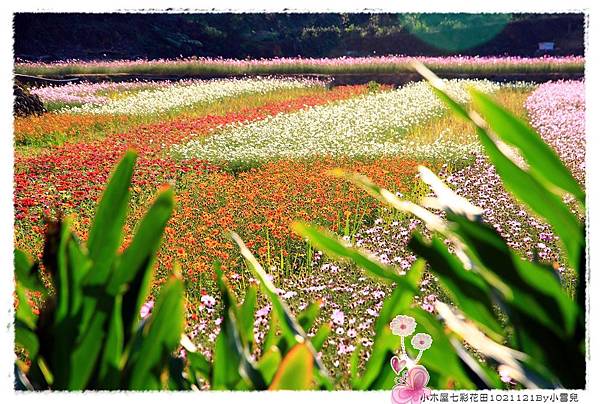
[{"xmin": 15, "ymin": 56, "xmax": 584, "ymax": 78}]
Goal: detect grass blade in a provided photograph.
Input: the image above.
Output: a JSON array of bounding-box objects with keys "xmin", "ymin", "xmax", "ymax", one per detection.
[
  {"xmin": 292, "ymin": 221, "xmax": 418, "ymax": 290},
  {"xmin": 230, "ymin": 232, "xmax": 332, "ymax": 389}
]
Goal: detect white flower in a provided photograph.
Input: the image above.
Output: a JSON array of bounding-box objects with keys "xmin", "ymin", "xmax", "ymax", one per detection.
[
  {"xmin": 331, "ymin": 309, "xmax": 345, "ymax": 325},
  {"xmin": 201, "ymin": 294, "xmax": 216, "ymax": 308},
  {"xmin": 65, "ymin": 78, "xmax": 315, "ymax": 115},
  {"xmin": 390, "ymin": 315, "xmax": 416, "ymax": 337},
  {"xmin": 172, "ymin": 80, "xmax": 501, "ymax": 163},
  {"xmin": 411, "ymin": 333, "xmax": 433, "ymax": 350}
]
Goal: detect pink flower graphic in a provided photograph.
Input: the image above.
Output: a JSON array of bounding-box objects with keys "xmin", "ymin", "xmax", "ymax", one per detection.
[
  {"xmin": 411, "ymin": 333, "xmax": 432, "ymax": 351},
  {"xmin": 390, "ymin": 315, "xmax": 416, "ymax": 337},
  {"xmin": 391, "ymin": 366, "xmax": 432, "ymax": 404}
]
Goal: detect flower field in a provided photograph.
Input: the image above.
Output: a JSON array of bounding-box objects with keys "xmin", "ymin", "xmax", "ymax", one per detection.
[
  {"xmin": 172, "ymin": 79, "xmax": 500, "ymax": 164},
  {"xmin": 13, "ymin": 74, "xmax": 586, "ymax": 388},
  {"xmin": 16, "ymin": 55, "xmax": 584, "ymax": 77}
]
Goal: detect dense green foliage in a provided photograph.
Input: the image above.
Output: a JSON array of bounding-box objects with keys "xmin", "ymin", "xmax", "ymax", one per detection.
[
  {"xmin": 14, "ymin": 13, "xmax": 583, "ymax": 61},
  {"xmin": 14, "ymin": 151, "xmax": 183, "ymax": 389}
]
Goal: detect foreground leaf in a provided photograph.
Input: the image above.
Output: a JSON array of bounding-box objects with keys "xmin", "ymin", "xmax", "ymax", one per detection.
[{"xmin": 269, "ymin": 343, "xmax": 313, "ymax": 390}]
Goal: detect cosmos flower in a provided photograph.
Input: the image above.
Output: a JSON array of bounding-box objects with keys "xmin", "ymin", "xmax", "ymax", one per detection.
[
  {"xmin": 201, "ymin": 294, "xmax": 216, "ymax": 308},
  {"xmin": 331, "ymin": 309, "xmax": 345, "ymax": 325},
  {"xmin": 172, "ymin": 80, "xmax": 500, "ymax": 163}
]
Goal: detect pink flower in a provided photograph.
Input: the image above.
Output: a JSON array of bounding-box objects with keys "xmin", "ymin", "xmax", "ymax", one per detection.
[
  {"xmin": 331, "ymin": 309, "xmax": 345, "ymax": 325},
  {"xmin": 201, "ymin": 294, "xmax": 216, "ymax": 307},
  {"xmin": 255, "ymin": 305, "xmax": 271, "ymax": 317},
  {"xmin": 499, "ymin": 368, "xmax": 515, "ymax": 384},
  {"xmin": 140, "ymin": 300, "xmax": 154, "ymax": 319},
  {"xmin": 411, "ymin": 333, "xmax": 432, "ymax": 351},
  {"xmin": 390, "ymin": 315, "xmax": 416, "ymax": 337}
]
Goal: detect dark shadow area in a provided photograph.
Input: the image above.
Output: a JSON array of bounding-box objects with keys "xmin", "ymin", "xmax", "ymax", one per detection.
[{"xmin": 14, "ymin": 13, "xmax": 585, "ymax": 62}]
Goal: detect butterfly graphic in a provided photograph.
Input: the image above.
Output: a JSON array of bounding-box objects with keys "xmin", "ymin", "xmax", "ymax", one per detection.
[{"xmin": 390, "ymin": 363, "xmax": 431, "ymax": 404}]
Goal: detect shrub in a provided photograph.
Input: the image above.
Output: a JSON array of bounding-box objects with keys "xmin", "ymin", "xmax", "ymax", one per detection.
[{"xmin": 14, "ymin": 151, "xmax": 182, "ymax": 390}]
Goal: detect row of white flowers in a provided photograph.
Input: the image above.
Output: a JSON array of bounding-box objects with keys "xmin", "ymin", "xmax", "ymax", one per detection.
[
  {"xmin": 63, "ymin": 78, "xmax": 321, "ymax": 115},
  {"xmin": 171, "ymin": 79, "xmax": 503, "ymax": 163}
]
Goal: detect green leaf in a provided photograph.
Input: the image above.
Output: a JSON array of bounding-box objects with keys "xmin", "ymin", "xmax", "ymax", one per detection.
[
  {"xmin": 66, "ymin": 237, "xmax": 92, "ymax": 316},
  {"xmin": 97, "ymin": 295, "xmax": 124, "ymax": 389},
  {"xmin": 349, "ymin": 343, "xmax": 361, "ymax": 387},
  {"xmin": 109, "ymin": 187, "xmax": 174, "ymax": 341},
  {"xmin": 442, "ymin": 214, "xmax": 584, "ymax": 386},
  {"xmin": 263, "ymin": 312, "xmax": 280, "ymax": 352},
  {"xmin": 515, "ymin": 259, "xmax": 579, "ymax": 335},
  {"xmin": 269, "ymin": 343, "xmax": 314, "ymax": 390},
  {"xmin": 212, "ymin": 265, "xmax": 266, "ymax": 390},
  {"xmin": 448, "ymin": 213, "xmax": 577, "ymax": 336},
  {"xmin": 476, "ymin": 127, "xmax": 583, "ymax": 271},
  {"xmin": 187, "ymin": 351, "xmax": 212, "ymax": 381},
  {"xmin": 15, "ymin": 321, "xmax": 39, "ymax": 358},
  {"xmin": 86, "ymin": 151, "xmax": 137, "ymax": 285},
  {"xmin": 15, "ymin": 283, "xmax": 36, "ymax": 330},
  {"xmin": 470, "ymin": 89, "xmax": 584, "ymax": 204},
  {"xmin": 14, "ymin": 250, "xmax": 45, "ymax": 293},
  {"xmin": 311, "ymin": 324, "xmax": 330, "ymax": 352},
  {"xmin": 292, "ymin": 222, "xmax": 418, "ymax": 290},
  {"xmin": 408, "ymin": 309, "xmax": 477, "ymax": 389},
  {"xmin": 408, "ymin": 235, "xmax": 504, "ymax": 341},
  {"xmin": 212, "ymin": 324, "xmax": 241, "ymax": 390},
  {"xmin": 257, "ymin": 345, "xmax": 282, "ymax": 384},
  {"xmin": 298, "ymin": 301, "xmax": 320, "ymax": 333},
  {"xmin": 67, "ymin": 305, "xmax": 108, "ymax": 390},
  {"xmin": 127, "ymin": 275, "xmax": 185, "ymax": 389},
  {"xmin": 53, "ymin": 219, "xmax": 71, "ymax": 325},
  {"xmin": 355, "ymin": 259, "xmax": 424, "ymax": 390},
  {"xmin": 238, "ymin": 285, "xmax": 257, "ymax": 348},
  {"xmin": 108, "ymin": 187, "xmax": 174, "ymax": 295},
  {"xmin": 355, "ymin": 327, "xmax": 398, "ymax": 390}
]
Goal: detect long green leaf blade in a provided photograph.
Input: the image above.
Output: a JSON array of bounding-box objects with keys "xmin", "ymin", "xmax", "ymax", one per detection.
[
  {"xmin": 86, "ymin": 151, "xmax": 137, "ymax": 285},
  {"xmin": 292, "ymin": 221, "xmax": 418, "ymax": 291},
  {"xmin": 471, "ymin": 89, "xmax": 584, "ymax": 204},
  {"xmin": 476, "ymin": 127, "xmax": 582, "ymax": 271},
  {"xmin": 128, "ymin": 275, "xmax": 184, "ymax": 389},
  {"xmin": 108, "ymin": 187, "xmax": 174, "ymax": 295},
  {"xmin": 408, "ymin": 234, "xmax": 504, "ymax": 341}
]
